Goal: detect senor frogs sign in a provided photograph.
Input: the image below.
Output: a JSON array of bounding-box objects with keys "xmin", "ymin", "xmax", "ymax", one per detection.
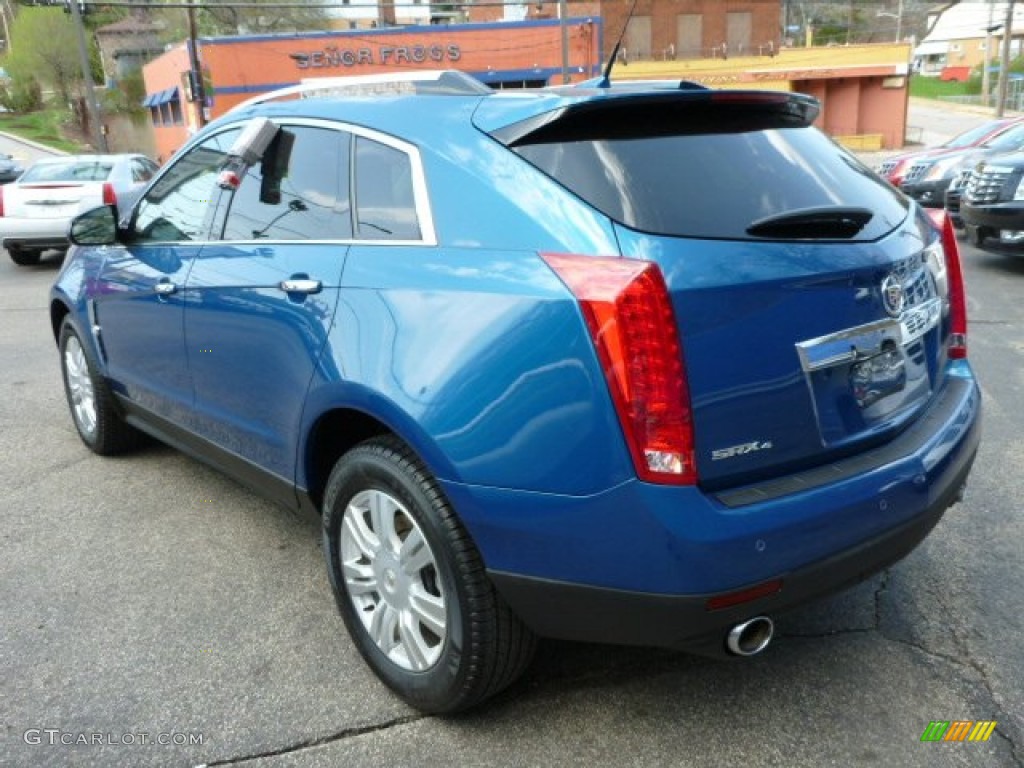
[{"xmin": 289, "ymin": 43, "xmax": 462, "ymax": 70}]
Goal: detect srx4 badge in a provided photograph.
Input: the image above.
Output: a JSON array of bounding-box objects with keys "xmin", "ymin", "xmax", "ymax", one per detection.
[{"xmin": 711, "ymin": 440, "xmax": 774, "ymax": 461}]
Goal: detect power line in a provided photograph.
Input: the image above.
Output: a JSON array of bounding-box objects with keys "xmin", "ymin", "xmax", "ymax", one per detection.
[{"xmin": 69, "ymin": 1, "xmax": 564, "ymax": 8}]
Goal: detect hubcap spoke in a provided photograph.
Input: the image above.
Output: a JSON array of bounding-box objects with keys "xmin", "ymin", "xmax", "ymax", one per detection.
[
  {"xmin": 399, "ymin": 526, "xmax": 432, "ymax": 576},
  {"xmin": 408, "ymin": 586, "xmax": 446, "ymax": 638},
  {"xmin": 343, "ymin": 505, "xmax": 380, "ymax": 559},
  {"xmin": 368, "ymin": 491, "xmax": 400, "ymax": 553},
  {"xmin": 398, "ymin": 612, "xmax": 430, "ymax": 671},
  {"xmin": 368, "ymin": 601, "xmax": 399, "ymax": 654},
  {"xmin": 342, "ymin": 560, "xmax": 377, "ymax": 596}
]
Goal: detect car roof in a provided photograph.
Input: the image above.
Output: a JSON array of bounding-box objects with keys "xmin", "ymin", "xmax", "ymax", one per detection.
[
  {"xmin": 30, "ymin": 154, "xmax": 143, "ymax": 165},
  {"xmin": 213, "ymin": 70, "xmax": 817, "ymax": 148}
]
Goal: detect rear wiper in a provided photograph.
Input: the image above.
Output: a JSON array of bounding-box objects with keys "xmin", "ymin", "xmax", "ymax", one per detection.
[{"xmin": 746, "ymin": 206, "xmax": 873, "ymax": 239}]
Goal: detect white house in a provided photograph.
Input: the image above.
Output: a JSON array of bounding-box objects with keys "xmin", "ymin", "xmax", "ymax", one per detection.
[{"xmin": 915, "ymin": 1, "xmax": 1024, "ymax": 78}]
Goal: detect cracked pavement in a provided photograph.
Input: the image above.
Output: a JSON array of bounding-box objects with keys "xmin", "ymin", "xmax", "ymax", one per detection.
[{"xmin": 2, "ymin": 133, "xmax": 1022, "ymax": 767}]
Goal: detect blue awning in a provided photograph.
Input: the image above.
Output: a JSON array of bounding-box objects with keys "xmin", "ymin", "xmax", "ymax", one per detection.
[{"xmin": 142, "ymin": 87, "xmax": 179, "ymax": 108}]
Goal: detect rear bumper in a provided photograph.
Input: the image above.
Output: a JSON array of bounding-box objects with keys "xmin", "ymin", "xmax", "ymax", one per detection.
[
  {"xmin": 491, "ymin": 457, "xmax": 970, "ymax": 656},
  {"xmin": 0, "ymin": 216, "xmax": 73, "ymax": 251},
  {"xmin": 443, "ymin": 366, "xmax": 981, "ymax": 652}
]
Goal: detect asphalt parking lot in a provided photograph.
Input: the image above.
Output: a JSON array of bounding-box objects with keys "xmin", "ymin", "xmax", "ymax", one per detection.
[{"xmin": 2, "ymin": 240, "xmax": 1023, "ymax": 766}]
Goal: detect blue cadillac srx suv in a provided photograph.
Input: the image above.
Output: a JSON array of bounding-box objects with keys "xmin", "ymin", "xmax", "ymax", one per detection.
[{"xmin": 50, "ymin": 71, "xmax": 980, "ymax": 713}]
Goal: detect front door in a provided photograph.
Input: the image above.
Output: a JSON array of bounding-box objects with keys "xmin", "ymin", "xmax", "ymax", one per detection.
[{"xmin": 95, "ymin": 128, "xmax": 240, "ymax": 425}]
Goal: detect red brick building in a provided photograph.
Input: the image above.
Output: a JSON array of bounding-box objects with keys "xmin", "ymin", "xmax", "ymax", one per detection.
[{"xmin": 470, "ymin": 0, "xmax": 781, "ymax": 61}]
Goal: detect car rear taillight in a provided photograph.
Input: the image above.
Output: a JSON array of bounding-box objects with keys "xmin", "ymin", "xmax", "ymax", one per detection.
[
  {"xmin": 102, "ymin": 182, "xmax": 116, "ymax": 206},
  {"xmin": 541, "ymin": 252, "xmax": 697, "ymax": 484},
  {"xmin": 927, "ymin": 210, "xmax": 968, "ymax": 359}
]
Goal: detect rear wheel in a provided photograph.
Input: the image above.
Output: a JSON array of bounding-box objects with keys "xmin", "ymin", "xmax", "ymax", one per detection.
[
  {"xmin": 323, "ymin": 437, "xmax": 536, "ymax": 713},
  {"xmin": 8, "ymin": 246, "xmax": 40, "ymax": 266},
  {"xmin": 59, "ymin": 318, "xmax": 144, "ymax": 455}
]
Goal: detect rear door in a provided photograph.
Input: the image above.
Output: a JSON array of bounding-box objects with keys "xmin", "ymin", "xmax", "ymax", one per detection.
[
  {"xmin": 184, "ymin": 120, "xmax": 350, "ymax": 490},
  {"xmin": 502, "ymin": 93, "xmax": 952, "ymax": 488}
]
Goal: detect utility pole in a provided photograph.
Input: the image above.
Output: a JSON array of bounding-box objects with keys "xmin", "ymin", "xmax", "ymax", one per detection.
[
  {"xmin": 997, "ymin": 0, "xmax": 1016, "ymax": 117},
  {"xmin": 558, "ymin": 0, "xmax": 570, "ymax": 83},
  {"xmin": 69, "ymin": 0, "xmax": 108, "ymax": 152},
  {"xmin": 186, "ymin": 2, "xmax": 207, "ymax": 130},
  {"xmin": 983, "ymin": 0, "xmax": 996, "ymax": 107}
]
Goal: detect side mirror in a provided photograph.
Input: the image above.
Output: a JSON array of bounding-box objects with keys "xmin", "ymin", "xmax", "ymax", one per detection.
[{"xmin": 69, "ymin": 205, "xmax": 118, "ymax": 246}]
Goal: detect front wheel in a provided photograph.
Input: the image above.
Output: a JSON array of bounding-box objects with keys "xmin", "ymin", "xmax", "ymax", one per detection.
[
  {"xmin": 323, "ymin": 437, "xmax": 536, "ymax": 713},
  {"xmin": 59, "ymin": 318, "xmax": 144, "ymax": 455}
]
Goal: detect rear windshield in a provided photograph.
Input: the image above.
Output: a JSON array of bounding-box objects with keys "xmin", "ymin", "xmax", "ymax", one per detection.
[
  {"xmin": 513, "ymin": 125, "xmax": 909, "ymax": 241},
  {"xmin": 20, "ymin": 161, "xmax": 113, "ymax": 183}
]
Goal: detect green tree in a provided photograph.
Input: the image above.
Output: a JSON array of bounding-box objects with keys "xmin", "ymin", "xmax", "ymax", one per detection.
[
  {"xmin": 149, "ymin": 0, "xmax": 330, "ymax": 41},
  {"xmin": 5, "ymin": 7, "xmax": 80, "ymax": 106},
  {"xmin": 199, "ymin": 0, "xmax": 330, "ymax": 35}
]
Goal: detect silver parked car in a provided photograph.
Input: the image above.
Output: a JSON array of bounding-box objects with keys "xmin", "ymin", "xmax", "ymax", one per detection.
[{"xmin": 1, "ymin": 153, "xmax": 158, "ymax": 266}]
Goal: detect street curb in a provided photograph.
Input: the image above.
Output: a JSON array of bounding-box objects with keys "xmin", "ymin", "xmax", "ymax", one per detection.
[{"xmin": 0, "ymin": 130, "xmax": 69, "ymax": 157}]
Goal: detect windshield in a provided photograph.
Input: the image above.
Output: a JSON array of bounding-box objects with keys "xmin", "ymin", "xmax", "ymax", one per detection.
[
  {"xmin": 982, "ymin": 124, "xmax": 1024, "ymax": 152},
  {"xmin": 945, "ymin": 120, "xmax": 1008, "ymax": 148},
  {"xmin": 20, "ymin": 161, "xmax": 113, "ymax": 183}
]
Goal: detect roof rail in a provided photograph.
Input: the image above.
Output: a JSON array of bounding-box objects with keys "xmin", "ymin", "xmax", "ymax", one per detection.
[{"xmin": 228, "ymin": 70, "xmax": 489, "ymax": 114}]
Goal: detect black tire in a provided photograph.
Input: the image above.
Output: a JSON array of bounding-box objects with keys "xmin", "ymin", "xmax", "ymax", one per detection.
[
  {"xmin": 323, "ymin": 436, "xmax": 536, "ymax": 713},
  {"xmin": 58, "ymin": 317, "xmax": 144, "ymax": 455},
  {"xmin": 8, "ymin": 246, "xmax": 40, "ymax": 266}
]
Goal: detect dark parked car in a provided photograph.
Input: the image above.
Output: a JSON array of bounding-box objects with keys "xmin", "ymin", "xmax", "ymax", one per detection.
[
  {"xmin": 49, "ymin": 71, "xmax": 980, "ymax": 713},
  {"xmin": 876, "ymin": 116, "xmax": 1022, "ymax": 186},
  {"xmin": 959, "ymin": 151, "xmax": 1024, "ymax": 247},
  {"xmin": 0, "ymin": 152, "xmax": 24, "ymax": 183},
  {"xmin": 900, "ymin": 121, "xmax": 1024, "ymax": 207}
]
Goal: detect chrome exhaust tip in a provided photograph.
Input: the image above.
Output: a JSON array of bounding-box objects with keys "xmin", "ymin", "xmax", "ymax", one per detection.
[{"xmin": 726, "ymin": 616, "xmax": 774, "ymax": 657}]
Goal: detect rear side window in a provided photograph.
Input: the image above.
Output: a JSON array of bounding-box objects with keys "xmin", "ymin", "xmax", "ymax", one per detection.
[
  {"xmin": 131, "ymin": 159, "xmax": 157, "ymax": 183},
  {"xmin": 354, "ymin": 137, "xmax": 421, "ymax": 241},
  {"xmin": 514, "ymin": 125, "xmax": 909, "ymax": 241},
  {"xmin": 21, "ymin": 161, "xmax": 113, "ymax": 183},
  {"xmin": 220, "ymin": 125, "xmax": 352, "ymax": 241}
]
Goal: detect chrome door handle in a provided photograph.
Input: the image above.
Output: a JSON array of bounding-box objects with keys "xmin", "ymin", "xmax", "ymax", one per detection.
[
  {"xmin": 279, "ymin": 278, "xmax": 322, "ymax": 295},
  {"xmin": 154, "ymin": 281, "xmax": 177, "ymax": 296}
]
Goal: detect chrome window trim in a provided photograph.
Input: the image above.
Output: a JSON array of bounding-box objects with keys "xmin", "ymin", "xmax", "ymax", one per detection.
[
  {"xmin": 220, "ymin": 116, "xmax": 437, "ymax": 247},
  {"xmin": 132, "ymin": 117, "xmax": 437, "ymax": 248}
]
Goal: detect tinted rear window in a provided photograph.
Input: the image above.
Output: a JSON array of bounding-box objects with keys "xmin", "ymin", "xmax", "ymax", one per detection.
[
  {"xmin": 513, "ymin": 125, "xmax": 908, "ymax": 240},
  {"xmin": 21, "ymin": 161, "xmax": 113, "ymax": 183}
]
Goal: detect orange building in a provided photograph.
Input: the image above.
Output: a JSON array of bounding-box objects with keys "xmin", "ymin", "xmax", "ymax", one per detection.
[
  {"xmin": 143, "ymin": 19, "xmax": 912, "ymax": 160},
  {"xmin": 142, "ymin": 20, "xmax": 602, "ymax": 160},
  {"xmin": 615, "ymin": 43, "xmax": 915, "ymax": 151}
]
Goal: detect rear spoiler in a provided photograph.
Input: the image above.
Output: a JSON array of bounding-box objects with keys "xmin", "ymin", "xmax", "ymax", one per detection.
[{"xmin": 487, "ymin": 90, "xmax": 821, "ymax": 147}]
